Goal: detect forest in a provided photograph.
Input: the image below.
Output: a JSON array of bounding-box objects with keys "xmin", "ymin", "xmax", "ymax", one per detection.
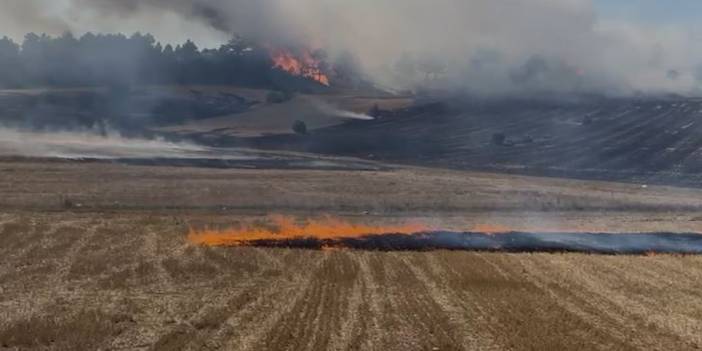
[{"xmin": 0, "ymin": 32, "xmax": 319, "ymax": 89}]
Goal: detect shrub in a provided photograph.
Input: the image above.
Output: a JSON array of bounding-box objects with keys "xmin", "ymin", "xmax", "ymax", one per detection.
[
  {"xmin": 266, "ymin": 90, "xmax": 293, "ymax": 104},
  {"xmin": 492, "ymin": 132, "xmax": 506, "ymax": 146},
  {"xmin": 292, "ymin": 120, "xmax": 308, "ymax": 135}
]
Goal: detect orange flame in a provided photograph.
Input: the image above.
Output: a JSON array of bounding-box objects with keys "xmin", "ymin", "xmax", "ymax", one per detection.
[
  {"xmin": 271, "ymin": 48, "xmax": 330, "ymax": 86},
  {"xmin": 188, "ymin": 215, "xmax": 429, "ymax": 247}
]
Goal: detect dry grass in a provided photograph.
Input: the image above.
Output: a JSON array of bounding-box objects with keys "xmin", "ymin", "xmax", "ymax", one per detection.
[
  {"xmin": 1, "ymin": 213, "xmax": 701, "ymax": 350},
  {"xmin": 159, "ymin": 92, "xmax": 412, "ymax": 137},
  {"xmin": 2, "ymin": 160, "xmax": 702, "ymax": 233},
  {"xmin": 2, "ymin": 161, "xmax": 702, "ymax": 349},
  {"xmin": 0, "ymin": 310, "xmax": 132, "ymax": 351}
]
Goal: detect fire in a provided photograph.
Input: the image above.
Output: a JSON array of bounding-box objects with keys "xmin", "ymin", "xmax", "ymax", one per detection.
[
  {"xmin": 188, "ymin": 215, "xmax": 429, "ymax": 247},
  {"xmin": 270, "ymin": 48, "xmax": 330, "ymax": 86}
]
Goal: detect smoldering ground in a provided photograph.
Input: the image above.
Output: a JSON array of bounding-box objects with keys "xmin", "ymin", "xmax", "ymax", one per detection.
[
  {"xmin": 202, "ymin": 231, "xmax": 702, "ymax": 255},
  {"xmin": 2, "ymin": 0, "xmax": 702, "ymax": 95}
]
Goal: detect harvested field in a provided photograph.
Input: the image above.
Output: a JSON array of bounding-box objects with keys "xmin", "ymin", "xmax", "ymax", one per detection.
[
  {"xmin": 1, "ymin": 213, "xmax": 702, "ymax": 350},
  {"xmin": 1, "ymin": 160, "xmax": 702, "ymax": 350},
  {"xmin": 160, "ymin": 92, "xmax": 412, "ymax": 137}
]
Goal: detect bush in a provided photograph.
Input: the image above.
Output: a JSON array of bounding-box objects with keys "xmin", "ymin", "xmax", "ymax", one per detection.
[
  {"xmin": 492, "ymin": 132, "xmax": 506, "ymax": 146},
  {"xmin": 266, "ymin": 90, "xmax": 293, "ymax": 104},
  {"xmin": 368, "ymin": 103, "xmax": 382, "ymax": 117},
  {"xmin": 292, "ymin": 120, "xmax": 308, "ymax": 135}
]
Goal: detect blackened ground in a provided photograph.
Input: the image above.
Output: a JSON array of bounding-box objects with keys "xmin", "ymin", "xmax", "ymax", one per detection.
[
  {"xmin": 208, "ymin": 96, "xmax": 702, "ymax": 187},
  {"xmin": 236, "ymin": 232, "xmax": 702, "ymax": 254}
]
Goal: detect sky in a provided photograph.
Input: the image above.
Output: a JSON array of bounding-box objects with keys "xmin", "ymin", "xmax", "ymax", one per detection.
[{"xmin": 595, "ymin": 0, "xmax": 702, "ymax": 27}]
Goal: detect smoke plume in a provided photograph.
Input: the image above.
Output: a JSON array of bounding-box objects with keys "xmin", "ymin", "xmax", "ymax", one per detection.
[
  {"xmin": 0, "ymin": 128, "xmax": 209, "ymax": 159},
  {"xmin": 1, "ymin": 0, "xmax": 702, "ymax": 95}
]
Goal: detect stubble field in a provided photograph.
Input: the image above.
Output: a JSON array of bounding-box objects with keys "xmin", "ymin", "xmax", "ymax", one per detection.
[{"xmin": 1, "ymin": 159, "xmax": 702, "ymax": 350}]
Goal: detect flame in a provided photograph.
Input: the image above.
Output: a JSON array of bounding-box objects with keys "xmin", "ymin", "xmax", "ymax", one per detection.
[
  {"xmin": 188, "ymin": 215, "xmax": 429, "ymax": 247},
  {"xmin": 271, "ymin": 48, "xmax": 330, "ymax": 86}
]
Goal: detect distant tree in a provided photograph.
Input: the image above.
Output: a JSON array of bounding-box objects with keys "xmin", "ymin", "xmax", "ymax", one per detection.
[
  {"xmin": 266, "ymin": 90, "xmax": 293, "ymax": 104},
  {"xmin": 177, "ymin": 40, "xmax": 199, "ymax": 62},
  {"xmin": 292, "ymin": 120, "xmax": 308, "ymax": 135},
  {"xmin": 219, "ymin": 35, "xmax": 254, "ymax": 56},
  {"xmin": 0, "ymin": 36, "xmax": 20, "ymax": 87},
  {"xmin": 492, "ymin": 132, "xmax": 506, "ymax": 146},
  {"xmin": 368, "ymin": 103, "xmax": 382, "ymax": 118},
  {"xmin": 0, "ymin": 31, "xmax": 320, "ymax": 89}
]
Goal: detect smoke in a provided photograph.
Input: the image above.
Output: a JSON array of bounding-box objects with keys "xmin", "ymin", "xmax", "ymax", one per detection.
[
  {"xmin": 1, "ymin": 0, "xmax": 702, "ymax": 95},
  {"xmin": 0, "ymin": 128, "xmax": 210, "ymax": 159},
  {"xmin": 310, "ymin": 98, "xmax": 375, "ymax": 121}
]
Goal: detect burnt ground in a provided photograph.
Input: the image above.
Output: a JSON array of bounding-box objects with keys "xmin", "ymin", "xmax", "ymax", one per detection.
[
  {"xmin": 198, "ymin": 95, "xmax": 702, "ymax": 187},
  {"xmin": 225, "ymin": 232, "xmax": 702, "ymax": 255}
]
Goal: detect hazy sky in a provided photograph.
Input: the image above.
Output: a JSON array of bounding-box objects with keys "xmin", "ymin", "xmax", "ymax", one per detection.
[{"xmin": 595, "ymin": 0, "xmax": 702, "ymax": 27}]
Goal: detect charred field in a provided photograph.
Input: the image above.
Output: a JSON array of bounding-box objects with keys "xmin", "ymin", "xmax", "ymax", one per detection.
[
  {"xmin": 3, "ymin": 88, "xmax": 702, "ymax": 350},
  {"xmin": 209, "ymin": 95, "xmax": 702, "ymax": 188}
]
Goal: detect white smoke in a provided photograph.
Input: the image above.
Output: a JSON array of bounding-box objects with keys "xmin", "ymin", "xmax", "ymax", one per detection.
[
  {"xmin": 0, "ymin": 128, "xmax": 211, "ymax": 159},
  {"xmin": 1, "ymin": 0, "xmax": 701, "ymax": 95},
  {"xmin": 310, "ymin": 98, "xmax": 375, "ymax": 121}
]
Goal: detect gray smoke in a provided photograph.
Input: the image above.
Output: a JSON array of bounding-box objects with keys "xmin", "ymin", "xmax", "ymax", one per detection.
[
  {"xmin": 1, "ymin": 0, "xmax": 702, "ymax": 95},
  {"xmin": 0, "ymin": 128, "xmax": 209, "ymax": 159}
]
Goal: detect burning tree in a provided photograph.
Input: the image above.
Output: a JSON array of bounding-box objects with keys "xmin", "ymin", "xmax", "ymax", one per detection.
[{"xmin": 270, "ymin": 47, "xmax": 331, "ymax": 86}]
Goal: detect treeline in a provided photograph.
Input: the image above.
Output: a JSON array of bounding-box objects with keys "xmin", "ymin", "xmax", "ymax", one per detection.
[{"xmin": 0, "ymin": 32, "xmax": 296, "ymax": 89}]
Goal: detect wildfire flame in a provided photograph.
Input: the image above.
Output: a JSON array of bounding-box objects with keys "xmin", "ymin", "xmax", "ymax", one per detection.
[
  {"xmin": 188, "ymin": 215, "xmax": 429, "ymax": 247},
  {"xmin": 186, "ymin": 216, "xmax": 702, "ymax": 255},
  {"xmin": 271, "ymin": 48, "xmax": 330, "ymax": 86}
]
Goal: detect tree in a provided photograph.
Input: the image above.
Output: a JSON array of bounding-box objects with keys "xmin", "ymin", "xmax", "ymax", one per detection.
[
  {"xmin": 0, "ymin": 31, "xmax": 322, "ymax": 89},
  {"xmin": 177, "ymin": 40, "xmax": 199, "ymax": 62},
  {"xmin": 0, "ymin": 36, "xmax": 20, "ymax": 87},
  {"xmin": 492, "ymin": 132, "xmax": 506, "ymax": 146},
  {"xmin": 292, "ymin": 120, "xmax": 308, "ymax": 135}
]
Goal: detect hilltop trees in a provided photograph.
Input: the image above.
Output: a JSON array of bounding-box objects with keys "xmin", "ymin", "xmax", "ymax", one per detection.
[
  {"xmin": 0, "ymin": 36, "xmax": 20, "ymax": 87},
  {"xmin": 0, "ymin": 32, "xmax": 281, "ymax": 89}
]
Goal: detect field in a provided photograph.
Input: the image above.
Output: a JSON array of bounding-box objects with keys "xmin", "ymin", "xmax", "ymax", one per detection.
[
  {"xmin": 1, "ymin": 159, "xmax": 702, "ymax": 350},
  {"xmin": 3, "ymin": 87, "xmax": 702, "ymax": 350},
  {"xmin": 239, "ymin": 96, "xmax": 702, "ymax": 188},
  {"xmin": 160, "ymin": 91, "xmax": 412, "ymax": 137}
]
